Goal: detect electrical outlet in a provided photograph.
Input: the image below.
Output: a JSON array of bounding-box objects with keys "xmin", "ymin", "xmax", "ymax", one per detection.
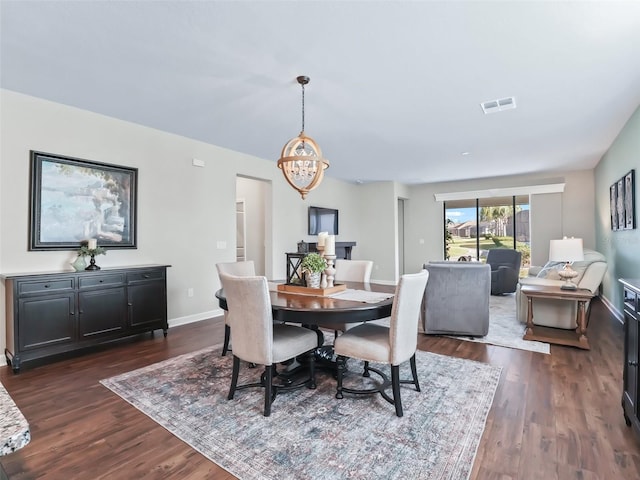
[{"xmin": 188, "ymin": 288, "xmax": 194, "ymax": 298}]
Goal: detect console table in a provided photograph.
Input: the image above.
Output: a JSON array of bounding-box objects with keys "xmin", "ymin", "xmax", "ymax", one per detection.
[
  {"xmin": 2, "ymin": 264, "xmax": 170, "ymax": 373},
  {"xmin": 521, "ymin": 284, "xmax": 594, "ymax": 350},
  {"xmin": 307, "ymin": 241, "xmax": 356, "ymax": 260}
]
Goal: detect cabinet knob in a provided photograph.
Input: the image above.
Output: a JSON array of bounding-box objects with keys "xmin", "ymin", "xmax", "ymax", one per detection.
[
  {"xmin": 99, "ymin": 280, "xmax": 104, "ymax": 283},
  {"xmin": 143, "ymin": 274, "xmax": 150, "ymax": 279},
  {"xmin": 70, "ymin": 312, "xmax": 74, "ymax": 315},
  {"xmin": 128, "ymin": 303, "xmax": 133, "ymax": 306},
  {"xmin": 44, "ymin": 284, "xmax": 50, "ymax": 288},
  {"xmin": 629, "ymin": 360, "xmax": 638, "ymax": 367}
]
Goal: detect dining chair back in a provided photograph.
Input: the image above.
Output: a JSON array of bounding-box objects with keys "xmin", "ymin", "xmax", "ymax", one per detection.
[
  {"xmin": 327, "ymin": 260, "xmax": 374, "ymax": 338},
  {"xmin": 215, "ymin": 261, "xmax": 256, "ymax": 356},
  {"xmin": 334, "ymin": 259, "xmax": 373, "ymax": 283},
  {"xmin": 334, "ymin": 269, "xmax": 429, "ymax": 417},
  {"xmin": 219, "ymin": 273, "xmax": 317, "ymax": 416}
]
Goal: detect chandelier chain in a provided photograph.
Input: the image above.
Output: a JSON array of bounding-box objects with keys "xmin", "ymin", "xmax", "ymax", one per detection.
[{"xmin": 301, "ymin": 82, "xmax": 305, "ymax": 134}]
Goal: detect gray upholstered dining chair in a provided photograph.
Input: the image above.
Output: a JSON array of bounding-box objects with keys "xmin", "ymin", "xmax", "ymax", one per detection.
[
  {"xmin": 215, "ymin": 261, "xmax": 255, "ymax": 356},
  {"xmin": 325, "ymin": 259, "xmax": 374, "ymax": 338},
  {"xmin": 334, "ymin": 269, "xmax": 429, "ymax": 417},
  {"xmin": 218, "ymin": 272, "xmax": 317, "ymax": 416}
]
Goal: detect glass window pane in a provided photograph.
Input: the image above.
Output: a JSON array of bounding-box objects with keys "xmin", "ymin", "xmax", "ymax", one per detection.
[{"xmin": 444, "ymin": 199, "xmax": 476, "ymax": 261}]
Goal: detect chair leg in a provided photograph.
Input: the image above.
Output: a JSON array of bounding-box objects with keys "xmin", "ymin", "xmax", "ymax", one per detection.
[
  {"xmin": 222, "ymin": 324, "xmax": 231, "ymax": 356},
  {"xmin": 363, "ymin": 360, "xmax": 370, "ymax": 377},
  {"xmin": 264, "ymin": 365, "xmax": 274, "ymax": 417},
  {"xmin": 391, "ymin": 365, "xmax": 403, "ymax": 417},
  {"xmin": 308, "ymin": 350, "xmax": 317, "ymax": 389},
  {"xmin": 227, "ymin": 355, "xmax": 240, "ymax": 400},
  {"xmin": 409, "ymin": 354, "xmax": 421, "ymax": 392},
  {"xmin": 335, "ymin": 355, "xmax": 347, "ymax": 399}
]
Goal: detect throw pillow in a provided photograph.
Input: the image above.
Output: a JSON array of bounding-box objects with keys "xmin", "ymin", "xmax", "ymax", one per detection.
[{"xmin": 536, "ymin": 261, "xmax": 565, "ymax": 280}]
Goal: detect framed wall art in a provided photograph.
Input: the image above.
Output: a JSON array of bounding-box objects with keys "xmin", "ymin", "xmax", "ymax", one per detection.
[
  {"xmin": 29, "ymin": 151, "xmax": 138, "ymax": 250},
  {"xmin": 610, "ymin": 183, "xmax": 618, "ymax": 231},
  {"xmin": 610, "ymin": 169, "xmax": 636, "ymax": 231}
]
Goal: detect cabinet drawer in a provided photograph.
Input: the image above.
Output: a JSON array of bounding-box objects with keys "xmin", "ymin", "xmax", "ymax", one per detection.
[
  {"xmin": 127, "ymin": 269, "xmax": 165, "ymax": 283},
  {"xmin": 79, "ymin": 273, "xmax": 125, "ymax": 289},
  {"xmin": 18, "ymin": 279, "xmax": 74, "ymax": 295}
]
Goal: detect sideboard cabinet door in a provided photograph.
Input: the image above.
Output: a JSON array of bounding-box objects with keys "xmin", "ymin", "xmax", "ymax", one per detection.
[
  {"xmin": 18, "ymin": 293, "xmax": 76, "ymax": 351},
  {"xmin": 127, "ymin": 269, "xmax": 168, "ymax": 333},
  {"xmin": 78, "ymin": 287, "xmax": 127, "ymax": 339}
]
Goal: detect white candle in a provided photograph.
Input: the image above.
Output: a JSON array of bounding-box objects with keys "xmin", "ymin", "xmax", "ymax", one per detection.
[
  {"xmin": 88, "ymin": 239, "xmax": 97, "ymax": 250},
  {"xmin": 324, "ymin": 235, "xmax": 335, "ymax": 256},
  {"xmin": 317, "ymin": 232, "xmax": 328, "ymax": 247}
]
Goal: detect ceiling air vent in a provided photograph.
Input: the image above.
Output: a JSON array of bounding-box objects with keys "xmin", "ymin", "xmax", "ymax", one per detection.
[{"xmin": 481, "ymin": 96, "xmax": 516, "ymax": 114}]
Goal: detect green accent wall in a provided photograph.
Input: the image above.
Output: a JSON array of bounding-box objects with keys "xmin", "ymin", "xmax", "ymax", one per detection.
[{"xmin": 595, "ymin": 105, "xmax": 640, "ymax": 317}]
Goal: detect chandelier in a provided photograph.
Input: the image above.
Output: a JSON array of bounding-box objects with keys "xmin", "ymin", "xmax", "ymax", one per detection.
[{"xmin": 277, "ymin": 76, "xmax": 329, "ymax": 199}]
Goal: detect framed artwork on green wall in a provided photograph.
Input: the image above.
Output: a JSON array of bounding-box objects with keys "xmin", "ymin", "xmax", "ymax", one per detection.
[{"xmin": 611, "ymin": 169, "xmax": 635, "ymax": 231}]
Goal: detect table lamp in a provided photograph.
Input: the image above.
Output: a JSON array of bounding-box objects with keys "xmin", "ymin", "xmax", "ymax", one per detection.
[{"xmin": 549, "ymin": 237, "xmax": 584, "ymax": 290}]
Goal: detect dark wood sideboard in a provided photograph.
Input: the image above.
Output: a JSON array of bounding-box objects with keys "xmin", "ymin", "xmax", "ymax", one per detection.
[
  {"xmin": 3, "ymin": 264, "xmax": 170, "ymax": 373},
  {"xmin": 621, "ymin": 278, "xmax": 640, "ymax": 441}
]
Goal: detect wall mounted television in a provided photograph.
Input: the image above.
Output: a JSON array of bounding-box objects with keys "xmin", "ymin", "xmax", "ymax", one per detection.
[{"xmin": 308, "ymin": 206, "xmax": 339, "ymax": 235}]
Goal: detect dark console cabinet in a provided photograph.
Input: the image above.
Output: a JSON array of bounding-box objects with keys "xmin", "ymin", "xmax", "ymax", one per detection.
[
  {"xmin": 620, "ymin": 278, "xmax": 640, "ymax": 440},
  {"xmin": 3, "ymin": 265, "xmax": 169, "ymax": 373}
]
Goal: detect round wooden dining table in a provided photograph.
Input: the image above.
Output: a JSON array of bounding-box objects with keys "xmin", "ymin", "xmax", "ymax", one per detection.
[
  {"xmin": 214, "ymin": 281, "xmax": 395, "ymax": 327},
  {"xmin": 215, "ymin": 281, "xmax": 396, "ymax": 374}
]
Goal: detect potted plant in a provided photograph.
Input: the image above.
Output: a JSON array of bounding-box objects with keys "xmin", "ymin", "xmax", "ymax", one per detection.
[{"xmin": 301, "ymin": 252, "xmax": 327, "ymax": 288}]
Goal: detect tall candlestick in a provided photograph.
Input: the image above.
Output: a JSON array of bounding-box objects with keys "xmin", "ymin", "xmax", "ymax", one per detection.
[
  {"xmin": 88, "ymin": 238, "xmax": 97, "ymax": 250},
  {"xmin": 324, "ymin": 235, "xmax": 335, "ymax": 256},
  {"xmin": 317, "ymin": 231, "xmax": 328, "ymax": 247}
]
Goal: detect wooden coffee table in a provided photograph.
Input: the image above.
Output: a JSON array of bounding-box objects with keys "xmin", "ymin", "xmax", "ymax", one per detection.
[{"xmin": 521, "ymin": 284, "xmax": 595, "ymax": 350}]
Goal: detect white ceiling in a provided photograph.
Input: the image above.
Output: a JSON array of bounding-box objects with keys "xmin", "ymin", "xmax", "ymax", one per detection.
[{"xmin": 2, "ymin": 1, "xmax": 640, "ymax": 185}]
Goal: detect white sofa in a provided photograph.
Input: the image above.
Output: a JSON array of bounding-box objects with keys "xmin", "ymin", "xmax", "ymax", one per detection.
[{"xmin": 515, "ymin": 249, "xmax": 607, "ymax": 329}]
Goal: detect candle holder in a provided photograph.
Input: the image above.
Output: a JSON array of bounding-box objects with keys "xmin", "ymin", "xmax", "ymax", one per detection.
[
  {"xmin": 316, "ymin": 245, "xmax": 325, "ymax": 257},
  {"xmin": 324, "ymin": 255, "xmax": 336, "ymax": 288},
  {"xmin": 85, "ymin": 252, "xmax": 101, "ymax": 271}
]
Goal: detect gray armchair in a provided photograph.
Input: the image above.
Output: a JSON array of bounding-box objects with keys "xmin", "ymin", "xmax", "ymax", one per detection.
[
  {"xmin": 421, "ymin": 262, "xmax": 491, "ymax": 336},
  {"xmin": 486, "ymin": 249, "xmax": 522, "ymax": 295}
]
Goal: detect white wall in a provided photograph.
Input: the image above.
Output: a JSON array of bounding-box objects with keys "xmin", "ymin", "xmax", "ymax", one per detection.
[
  {"xmin": 594, "ymin": 104, "xmax": 640, "ymax": 315},
  {"xmin": 0, "ymin": 90, "xmax": 375, "ymax": 363}
]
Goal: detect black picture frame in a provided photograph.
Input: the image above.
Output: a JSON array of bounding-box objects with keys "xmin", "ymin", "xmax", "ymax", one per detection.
[
  {"xmin": 610, "ymin": 183, "xmax": 618, "ymax": 231},
  {"xmin": 625, "ymin": 169, "xmax": 636, "ymax": 230},
  {"xmin": 29, "ymin": 151, "xmax": 138, "ymax": 250},
  {"xmin": 611, "ymin": 169, "xmax": 636, "ymax": 231}
]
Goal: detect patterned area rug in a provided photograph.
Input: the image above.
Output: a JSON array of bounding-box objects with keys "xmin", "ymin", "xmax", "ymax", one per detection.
[
  {"xmin": 450, "ymin": 294, "xmax": 550, "ymax": 354},
  {"xmin": 101, "ymin": 348, "xmax": 501, "ymax": 480}
]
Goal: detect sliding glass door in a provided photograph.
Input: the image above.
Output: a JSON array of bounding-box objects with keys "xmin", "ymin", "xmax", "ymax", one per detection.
[{"xmin": 444, "ymin": 195, "xmax": 530, "ymax": 273}]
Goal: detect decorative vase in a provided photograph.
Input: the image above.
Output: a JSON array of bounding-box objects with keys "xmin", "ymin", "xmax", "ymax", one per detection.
[
  {"xmin": 306, "ymin": 272, "xmax": 321, "ymax": 289},
  {"xmin": 71, "ymin": 255, "xmax": 87, "ymax": 271}
]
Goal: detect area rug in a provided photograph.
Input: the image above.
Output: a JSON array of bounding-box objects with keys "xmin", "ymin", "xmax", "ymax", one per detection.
[
  {"xmin": 451, "ymin": 294, "xmax": 550, "ymax": 354},
  {"xmin": 100, "ymin": 347, "xmax": 501, "ymax": 480}
]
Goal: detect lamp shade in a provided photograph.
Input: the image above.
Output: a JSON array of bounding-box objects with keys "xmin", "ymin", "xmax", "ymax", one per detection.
[{"xmin": 549, "ymin": 237, "xmax": 584, "ymax": 262}]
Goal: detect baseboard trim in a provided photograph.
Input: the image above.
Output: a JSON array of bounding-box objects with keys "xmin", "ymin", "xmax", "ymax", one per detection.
[
  {"xmin": 169, "ymin": 309, "xmax": 223, "ymax": 328},
  {"xmin": 599, "ymin": 294, "xmax": 623, "ymax": 324}
]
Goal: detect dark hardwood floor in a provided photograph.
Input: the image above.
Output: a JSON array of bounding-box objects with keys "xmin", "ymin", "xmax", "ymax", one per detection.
[{"xmin": 1, "ymin": 298, "xmax": 638, "ymax": 479}]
